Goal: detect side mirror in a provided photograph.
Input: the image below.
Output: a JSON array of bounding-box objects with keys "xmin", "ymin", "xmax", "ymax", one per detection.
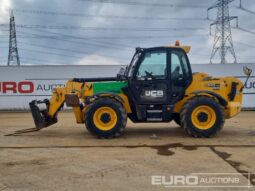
[
  {"xmin": 243, "ymin": 66, "xmax": 252, "ymax": 76},
  {"xmin": 117, "ymin": 67, "xmax": 127, "ymax": 81},
  {"xmin": 242, "ymin": 66, "xmax": 253, "ymax": 90}
]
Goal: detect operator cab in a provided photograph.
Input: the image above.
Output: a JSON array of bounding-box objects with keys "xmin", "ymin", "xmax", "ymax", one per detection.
[{"xmin": 121, "ymin": 41, "xmax": 193, "ymax": 122}]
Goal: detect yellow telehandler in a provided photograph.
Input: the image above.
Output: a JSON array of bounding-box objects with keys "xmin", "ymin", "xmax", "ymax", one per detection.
[{"xmin": 11, "ymin": 41, "xmax": 252, "ymax": 138}]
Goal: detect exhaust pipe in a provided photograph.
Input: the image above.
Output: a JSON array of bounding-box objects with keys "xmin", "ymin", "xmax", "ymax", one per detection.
[{"xmin": 29, "ymin": 99, "xmax": 58, "ymax": 129}]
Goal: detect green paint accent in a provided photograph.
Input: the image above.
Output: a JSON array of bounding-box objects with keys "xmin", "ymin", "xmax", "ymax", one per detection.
[{"xmin": 93, "ymin": 81, "xmax": 128, "ymax": 94}]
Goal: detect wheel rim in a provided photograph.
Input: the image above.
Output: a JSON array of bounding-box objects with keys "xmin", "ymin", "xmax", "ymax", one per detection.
[
  {"xmin": 191, "ymin": 105, "xmax": 216, "ymax": 130},
  {"xmin": 93, "ymin": 107, "xmax": 117, "ymax": 131}
]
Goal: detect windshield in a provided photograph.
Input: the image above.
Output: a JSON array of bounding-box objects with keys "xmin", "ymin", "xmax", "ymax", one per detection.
[{"xmin": 136, "ymin": 50, "xmax": 167, "ymax": 80}]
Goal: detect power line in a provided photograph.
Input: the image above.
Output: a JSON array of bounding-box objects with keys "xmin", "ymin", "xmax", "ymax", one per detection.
[
  {"xmin": 17, "ymin": 30, "xmax": 131, "ymax": 61},
  {"xmin": 16, "ymin": 30, "xmax": 132, "ymax": 51},
  {"xmin": 18, "ymin": 41, "xmax": 129, "ymax": 60},
  {"xmin": 21, "ymin": 56, "xmax": 60, "ymax": 63},
  {"xmin": 19, "ymin": 56, "xmax": 124, "ymax": 65},
  {"xmin": 13, "ymin": 9, "xmax": 207, "ymax": 21},
  {"xmin": 0, "ymin": 24, "xmax": 207, "ymax": 31},
  {"xmin": 14, "ymin": 28, "xmax": 209, "ymax": 40},
  {"xmin": 234, "ymin": 41, "xmax": 255, "ymax": 49},
  {"xmin": 20, "ymin": 48, "xmax": 85, "ymax": 59},
  {"xmin": 17, "ymin": 29, "xmax": 209, "ymax": 44},
  {"xmin": 52, "ymin": 34, "xmax": 209, "ymax": 40},
  {"xmin": 16, "ymin": 33, "xmax": 131, "ymax": 52},
  {"xmin": 19, "ymin": 57, "xmax": 73, "ymax": 65},
  {"xmin": 17, "ymin": 25, "xmax": 207, "ymax": 31},
  {"xmin": 27, "ymin": 28, "xmax": 132, "ymax": 48},
  {"xmin": 237, "ymin": 0, "xmax": 255, "ymax": 15},
  {"xmin": 19, "ymin": 47, "xmax": 127, "ymax": 62},
  {"xmin": 236, "ymin": 27, "xmax": 255, "ymax": 35},
  {"xmin": 19, "ymin": 57, "xmax": 127, "ymax": 65},
  {"xmin": 1, "ymin": 29, "xmax": 210, "ymax": 43},
  {"xmin": 79, "ymin": 0, "xmax": 208, "ymax": 8},
  {"xmin": 191, "ymin": 53, "xmax": 255, "ymax": 59},
  {"xmin": 238, "ymin": 7, "xmax": 255, "ymax": 15},
  {"xmin": 2, "ymin": 27, "xmax": 211, "ymax": 62},
  {"xmin": 16, "ymin": 29, "xmax": 211, "ymax": 58},
  {"xmin": 19, "ymin": 41, "xmax": 95, "ymax": 55},
  {"xmin": 13, "ymin": 33, "xmax": 209, "ymax": 40}
]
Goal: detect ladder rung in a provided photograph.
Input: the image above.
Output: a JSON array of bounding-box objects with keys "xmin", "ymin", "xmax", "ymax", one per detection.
[
  {"xmin": 147, "ymin": 118, "xmax": 162, "ymax": 121},
  {"xmin": 147, "ymin": 110, "xmax": 162, "ymax": 113}
]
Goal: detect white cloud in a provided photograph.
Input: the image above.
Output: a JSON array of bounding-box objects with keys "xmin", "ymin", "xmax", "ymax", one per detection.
[
  {"xmin": 0, "ymin": 0, "xmax": 11, "ymax": 23},
  {"xmin": 75, "ymin": 54, "xmax": 123, "ymax": 65},
  {"xmin": 0, "ymin": 0, "xmax": 255, "ymax": 65}
]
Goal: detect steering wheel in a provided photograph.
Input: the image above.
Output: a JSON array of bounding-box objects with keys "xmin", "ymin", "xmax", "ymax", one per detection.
[{"xmin": 145, "ymin": 70, "xmax": 155, "ymax": 80}]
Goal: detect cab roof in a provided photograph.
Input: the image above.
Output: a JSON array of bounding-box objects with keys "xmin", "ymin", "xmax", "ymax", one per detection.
[
  {"xmin": 136, "ymin": 41, "xmax": 191, "ymax": 54},
  {"xmin": 166, "ymin": 40, "xmax": 191, "ymax": 53}
]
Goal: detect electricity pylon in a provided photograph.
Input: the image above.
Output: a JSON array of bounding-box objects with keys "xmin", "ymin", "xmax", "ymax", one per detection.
[
  {"xmin": 7, "ymin": 10, "xmax": 20, "ymax": 66},
  {"xmin": 208, "ymin": 0, "xmax": 238, "ymax": 64}
]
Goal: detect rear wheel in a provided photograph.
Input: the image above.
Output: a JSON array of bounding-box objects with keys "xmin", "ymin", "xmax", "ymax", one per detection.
[
  {"xmin": 180, "ymin": 96, "xmax": 225, "ymax": 138},
  {"xmin": 85, "ymin": 98, "xmax": 127, "ymax": 138}
]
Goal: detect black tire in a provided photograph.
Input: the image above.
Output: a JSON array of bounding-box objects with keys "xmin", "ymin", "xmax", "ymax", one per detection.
[
  {"xmin": 85, "ymin": 98, "xmax": 127, "ymax": 138},
  {"xmin": 180, "ymin": 96, "xmax": 225, "ymax": 138},
  {"xmin": 173, "ymin": 113, "xmax": 182, "ymax": 127}
]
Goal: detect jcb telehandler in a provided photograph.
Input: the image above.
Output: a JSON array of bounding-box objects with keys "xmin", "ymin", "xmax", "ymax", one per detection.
[{"xmin": 20, "ymin": 42, "xmax": 251, "ymax": 138}]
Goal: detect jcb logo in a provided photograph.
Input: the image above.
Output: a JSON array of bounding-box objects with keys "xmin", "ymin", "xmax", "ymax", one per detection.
[
  {"xmin": 145, "ymin": 90, "xmax": 164, "ymax": 98},
  {"xmin": 0, "ymin": 81, "xmax": 34, "ymax": 94}
]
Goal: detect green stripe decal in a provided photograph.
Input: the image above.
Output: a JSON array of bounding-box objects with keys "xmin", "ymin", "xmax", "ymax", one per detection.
[{"xmin": 93, "ymin": 81, "xmax": 128, "ymax": 94}]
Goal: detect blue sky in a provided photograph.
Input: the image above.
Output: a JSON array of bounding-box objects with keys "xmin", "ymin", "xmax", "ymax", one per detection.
[{"xmin": 0, "ymin": 0, "xmax": 255, "ymax": 65}]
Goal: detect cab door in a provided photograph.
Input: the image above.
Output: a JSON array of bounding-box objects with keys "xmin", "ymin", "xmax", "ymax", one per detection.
[
  {"xmin": 130, "ymin": 48, "xmax": 170, "ymax": 104},
  {"xmin": 170, "ymin": 49, "xmax": 193, "ymax": 104}
]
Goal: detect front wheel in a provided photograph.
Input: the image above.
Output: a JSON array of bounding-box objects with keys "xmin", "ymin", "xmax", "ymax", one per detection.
[
  {"xmin": 85, "ymin": 98, "xmax": 127, "ymax": 138},
  {"xmin": 180, "ymin": 96, "xmax": 225, "ymax": 138}
]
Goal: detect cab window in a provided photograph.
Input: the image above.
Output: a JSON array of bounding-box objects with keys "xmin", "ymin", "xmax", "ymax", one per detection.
[
  {"xmin": 171, "ymin": 50, "xmax": 191, "ymax": 86},
  {"xmin": 136, "ymin": 50, "xmax": 167, "ymax": 80}
]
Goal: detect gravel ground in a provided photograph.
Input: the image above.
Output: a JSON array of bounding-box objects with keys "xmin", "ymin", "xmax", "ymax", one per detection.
[{"xmin": 0, "ymin": 111, "xmax": 254, "ymax": 191}]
